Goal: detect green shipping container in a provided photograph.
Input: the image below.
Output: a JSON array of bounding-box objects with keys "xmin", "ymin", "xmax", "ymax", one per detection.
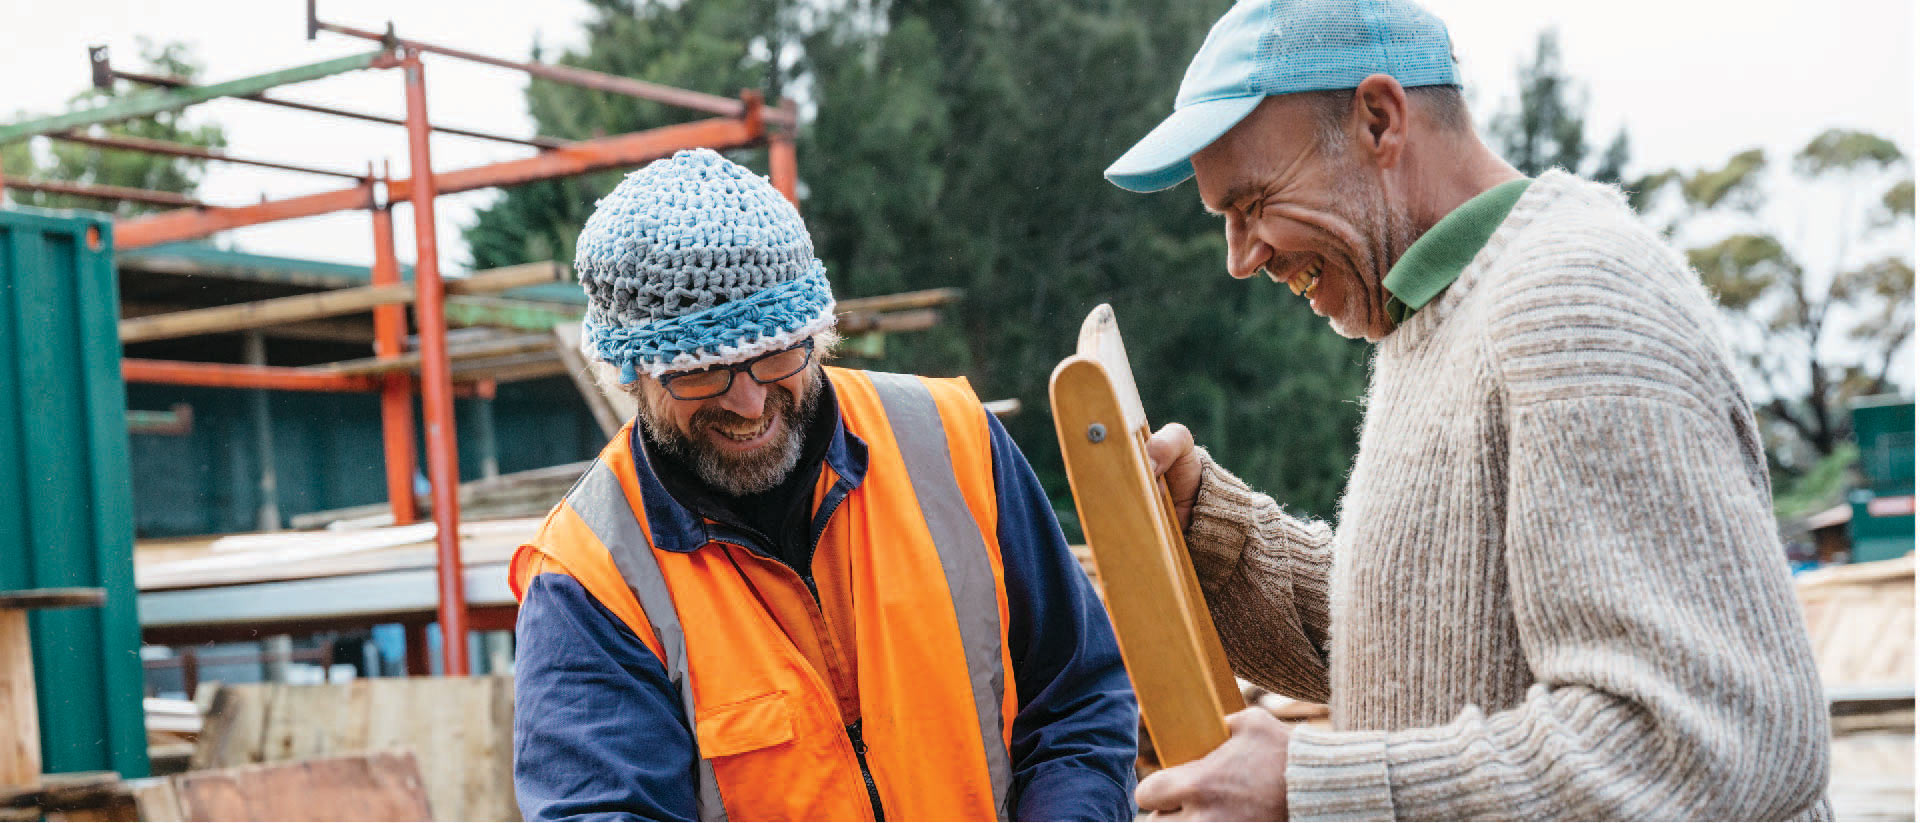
[
  {"xmin": 0, "ymin": 207, "xmax": 149, "ymax": 778},
  {"xmin": 1848, "ymin": 399, "xmax": 1916, "ymax": 564}
]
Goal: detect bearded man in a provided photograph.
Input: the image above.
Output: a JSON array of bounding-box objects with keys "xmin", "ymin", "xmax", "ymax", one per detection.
[
  {"xmin": 1102, "ymin": 0, "xmax": 1832, "ymax": 819},
  {"xmin": 510, "ymin": 150, "xmax": 1137, "ymax": 821}
]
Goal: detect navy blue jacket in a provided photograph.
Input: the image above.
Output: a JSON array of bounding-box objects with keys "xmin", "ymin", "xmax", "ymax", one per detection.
[{"xmin": 513, "ymin": 388, "xmax": 1138, "ymax": 821}]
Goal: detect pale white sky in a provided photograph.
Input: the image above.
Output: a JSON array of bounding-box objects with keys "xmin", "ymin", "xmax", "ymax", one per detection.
[{"xmin": 2, "ymin": 0, "xmax": 1914, "ymax": 273}]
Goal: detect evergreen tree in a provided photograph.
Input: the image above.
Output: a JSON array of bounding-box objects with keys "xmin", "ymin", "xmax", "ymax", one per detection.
[
  {"xmin": 1487, "ymin": 29, "xmax": 1629, "ymax": 186},
  {"xmin": 465, "ymin": 0, "xmax": 1373, "ymax": 526},
  {"xmin": 802, "ymin": 1, "xmax": 1370, "ymax": 525}
]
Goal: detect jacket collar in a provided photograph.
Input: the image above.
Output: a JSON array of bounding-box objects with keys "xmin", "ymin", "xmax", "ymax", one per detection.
[{"xmin": 627, "ymin": 376, "xmax": 869, "ymax": 554}]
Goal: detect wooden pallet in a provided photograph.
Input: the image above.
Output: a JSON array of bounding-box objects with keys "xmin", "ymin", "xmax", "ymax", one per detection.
[{"xmin": 1049, "ymin": 304, "xmax": 1242, "ymax": 767}]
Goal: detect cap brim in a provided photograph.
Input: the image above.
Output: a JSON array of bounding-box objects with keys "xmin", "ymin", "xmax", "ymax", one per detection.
[{"xmin": 1104, "ymin": 95, "xmax": 1263, "ymax": 193}]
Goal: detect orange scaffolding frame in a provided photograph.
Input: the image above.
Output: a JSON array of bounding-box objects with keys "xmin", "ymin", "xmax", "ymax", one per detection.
[{"xmin": 0, "ymin": 9, "xmax": 801, "ymax": 676}]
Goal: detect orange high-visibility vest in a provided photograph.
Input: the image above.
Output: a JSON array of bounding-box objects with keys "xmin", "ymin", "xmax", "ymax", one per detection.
[{"xmin": 511, "ymin": 368, "xmax": 1017, "ymax": 821}]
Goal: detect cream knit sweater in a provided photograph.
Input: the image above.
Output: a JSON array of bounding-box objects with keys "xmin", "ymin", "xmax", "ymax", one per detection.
[{"xmin": 1184, "ymin": 171, "xmax": 1832, "ymax": 821}]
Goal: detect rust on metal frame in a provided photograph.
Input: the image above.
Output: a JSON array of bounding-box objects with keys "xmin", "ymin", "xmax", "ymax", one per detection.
[
  {"xmin": 370, "ymin": 202, "xmax": 419, "ymax": 525},
  {"xmin": 16, "ymin": 19, "xmax": 803, "ymax": 677},
  {"xmin": 122, "ymin": 360, "xmax": 384, "ymax": 393},
  {"xmin": 115, "ymin": 116, "xmax": 759, "ymax": 249},
  {"xmin": 122, "ymin": 358, "xmax": 489, "ymax": 398},
  {"xmin": 401, "ymin": 52, "xmax": 471, "ymax": 677}
]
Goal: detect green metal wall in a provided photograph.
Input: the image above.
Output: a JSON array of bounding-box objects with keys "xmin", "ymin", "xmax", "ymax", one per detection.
[
  {"xmin": 1849, "ymin": 400, "xmax": 1915, "ymax": 564},
  {"xmin": 125, "ymin": 378, "xmax": 605, "ymax": 537},
  {"xmin": 0, "ymin": 207, "xmax": 149, "ymax": 778}
]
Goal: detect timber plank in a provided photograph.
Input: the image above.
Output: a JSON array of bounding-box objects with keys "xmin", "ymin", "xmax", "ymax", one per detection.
[
  {"xmin": 172, "ymin": 750, "xmax": 431, "ymax": 821},
  {"xmin": 119, "ymin": 283, "xmax": 414, "ymax": 343},
  {"xmin": 0, "ymin": 611, "xmax": 39, "ymax": 788},
  {"xmin": 443, "ymin": 261, "xmax": 565, "ymax": 295},
  {"xmin": 117, "ymin": 261, "xmax": 564, "ymax": 344},
  {"xmin": 1049, "ymin": 304, "xmax": 1241, "ymax": 767}
]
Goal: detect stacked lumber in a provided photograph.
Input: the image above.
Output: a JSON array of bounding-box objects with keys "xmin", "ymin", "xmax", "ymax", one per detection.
[
  {"xmin": 192, "ymin": 677, "xmax": 515, "ymax": 821},
  {"xmin": 145, "ymin": 698, "xmax": 201, "ymax": 776},
  {"xmin": 288, "ymin": 461, "xmax": 590, "ymax": 529},
  {"xmin": 136, "ymin": 518, "xmax": 538, "ymax": 592},
  {"xmin": 1796, "ymin": 554, "xmax": 1915, "ymax": 821}
]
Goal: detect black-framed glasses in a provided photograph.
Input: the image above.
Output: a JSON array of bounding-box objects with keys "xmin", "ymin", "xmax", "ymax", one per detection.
[{"xmin": 658, "ymin": 339, "xmax": 815, "ymax": 400}]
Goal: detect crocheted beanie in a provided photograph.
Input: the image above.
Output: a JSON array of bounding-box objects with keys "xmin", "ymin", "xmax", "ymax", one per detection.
[{"xmin": 575, "ymin": 148, "xmax": 836, "ymax": 382}]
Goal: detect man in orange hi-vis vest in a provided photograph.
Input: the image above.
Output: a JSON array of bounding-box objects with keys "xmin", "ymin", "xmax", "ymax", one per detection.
[{"xmin": 510, "ymin": 149, "xmax": 1139, "ymax": 821}]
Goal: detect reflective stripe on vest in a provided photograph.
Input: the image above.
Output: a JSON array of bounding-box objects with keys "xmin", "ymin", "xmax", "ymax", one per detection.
[
  {"xmin": 566, "ymin": 464, "xmax": 730, "ymax": 821},
  {"xmin": 563, "ymin": 372, "xmax": 1009, "ymax": 821},
  {"xmin": 866, "ymin": 372, "xmax": 1013, "ymax": 818}
]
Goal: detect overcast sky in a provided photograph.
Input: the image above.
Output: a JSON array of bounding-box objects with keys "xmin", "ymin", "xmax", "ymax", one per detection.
[{"xmin": 2, "ymin": 0, "xmax": 1914, "ymax": 272}]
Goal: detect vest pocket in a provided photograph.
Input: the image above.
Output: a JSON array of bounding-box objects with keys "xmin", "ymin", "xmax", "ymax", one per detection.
[{"xmin": 695, "ymin": 690, "xmax": 797, "ymax": 758}]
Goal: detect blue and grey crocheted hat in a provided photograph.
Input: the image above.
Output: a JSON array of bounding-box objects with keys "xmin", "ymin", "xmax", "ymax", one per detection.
[{"xmin": 575, "ymin": 148, "xmax": 836, "ymax": 382}]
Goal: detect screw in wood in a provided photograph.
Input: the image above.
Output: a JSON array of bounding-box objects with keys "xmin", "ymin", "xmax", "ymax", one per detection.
[{"xmin": 1087, "ymin": 423, "xmax": 1107, "ymax": 443}]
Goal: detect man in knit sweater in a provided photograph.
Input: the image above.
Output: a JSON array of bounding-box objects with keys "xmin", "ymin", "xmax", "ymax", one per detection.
[{"xmin": 1101, "ymin": 0, "xmax": 1832, "ymax": 819}]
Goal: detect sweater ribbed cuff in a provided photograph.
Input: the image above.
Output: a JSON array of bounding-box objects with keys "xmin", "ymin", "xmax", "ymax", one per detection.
[
  {"xmin": 1287, "ymin": 726, "xmax": 1396, "ymax": 821},
  {"xmin": 1185, "ymin": 447, "xmax": 1257, "ymax": 594}
]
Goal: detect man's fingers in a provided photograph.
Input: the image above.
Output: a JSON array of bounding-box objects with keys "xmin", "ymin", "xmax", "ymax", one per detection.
[
  {"xmin": 1135, "ymin": 763, "xmax": 1198, "ymax": 812},
  {"xmin": 1146, "ymin": 423, "xmax": 1195, "ymax": 476}
]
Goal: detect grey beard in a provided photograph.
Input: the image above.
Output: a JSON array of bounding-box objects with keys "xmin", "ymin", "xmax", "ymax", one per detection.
[{"xmin": 641, "ymin": 372, "xmax": 824, "ymax": 497}]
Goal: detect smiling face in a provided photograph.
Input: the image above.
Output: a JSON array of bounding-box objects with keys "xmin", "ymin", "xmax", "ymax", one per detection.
[
  {"xmin": 636, "ymin": 357, "xmax": 826, "ymax": 496},
  {"xmin": 1191, "ymin": 89, "xmax": 1421, "ymax": 341}
]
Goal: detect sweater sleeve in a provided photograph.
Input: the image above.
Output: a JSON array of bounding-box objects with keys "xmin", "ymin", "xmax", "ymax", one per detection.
[
  {"xmin": 1283, "ymin": 222, "xmax": 1831, "ymax": 821},
  {"xmin": 1184, "ymin": 447, "xmax": 1335, "ymax": 703},
  {"xmin": 988, "ymin": 414, "xmax": 1140, "ymax": 822}
]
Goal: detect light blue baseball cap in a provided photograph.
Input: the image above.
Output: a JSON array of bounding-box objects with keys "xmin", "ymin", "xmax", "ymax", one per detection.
[{"xmin": 1105, "ymin": 0, "xmax": 1459, "ymax": 193}]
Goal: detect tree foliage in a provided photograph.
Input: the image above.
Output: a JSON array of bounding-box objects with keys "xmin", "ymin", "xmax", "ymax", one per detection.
[
  {"xmin": 1640, "ymin": 129, "xmax": 1914, "ymax": 485},
  {"xmin": 1, "ymin": 40, "xmax": 226, "ymax": 217},
  {"xmin": 465, "ymin": 0, "xmax": 1373, "ymax": 527},
  {"xmin": 1487, "ymin": 29, "xmax": 1629, "ymax": 186}
]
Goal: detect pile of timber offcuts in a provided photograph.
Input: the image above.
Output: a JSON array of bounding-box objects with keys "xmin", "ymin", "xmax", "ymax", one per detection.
[
  {"xmin": 135, "ymin": 517, "xmax": 537, "ymax": 697},
  {"xmin": 1797, "ymin": 554, "xmax": 1915, "ymax": 821},
  {"xmin": 289, "ymin": 460, "xmax": 591, "ymax": 529}
]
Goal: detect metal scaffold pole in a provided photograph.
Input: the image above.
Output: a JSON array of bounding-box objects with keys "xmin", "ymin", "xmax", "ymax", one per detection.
[
  {"xmin": 370, "ymin": 202, "xmax": 420, "ymax": 526},
  {"xmin": 401, "ymin": 53, "xmax": 469, "ymax": 676}
]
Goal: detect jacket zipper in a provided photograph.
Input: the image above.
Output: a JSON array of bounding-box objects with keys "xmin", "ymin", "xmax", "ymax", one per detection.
[
  {"xmin": 846, "ymin": 719, "xmax": 885, "ymax": 821},
  {"xmin": 716, "ymin": 488, "xmax": 876, "ymax": 816},
  {"xmin": 801, "ymin": 491, "xmax": 847, "ymax": 604},
  {"xmin": 809, "ymin": 491, "xmax": 880, "ymax": 819}
]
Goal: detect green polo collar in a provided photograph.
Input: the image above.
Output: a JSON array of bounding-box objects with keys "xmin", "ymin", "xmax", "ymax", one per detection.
[{"xmin": 1383, "ymin": 177, "xmax": 1531, "ymax": 324}]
